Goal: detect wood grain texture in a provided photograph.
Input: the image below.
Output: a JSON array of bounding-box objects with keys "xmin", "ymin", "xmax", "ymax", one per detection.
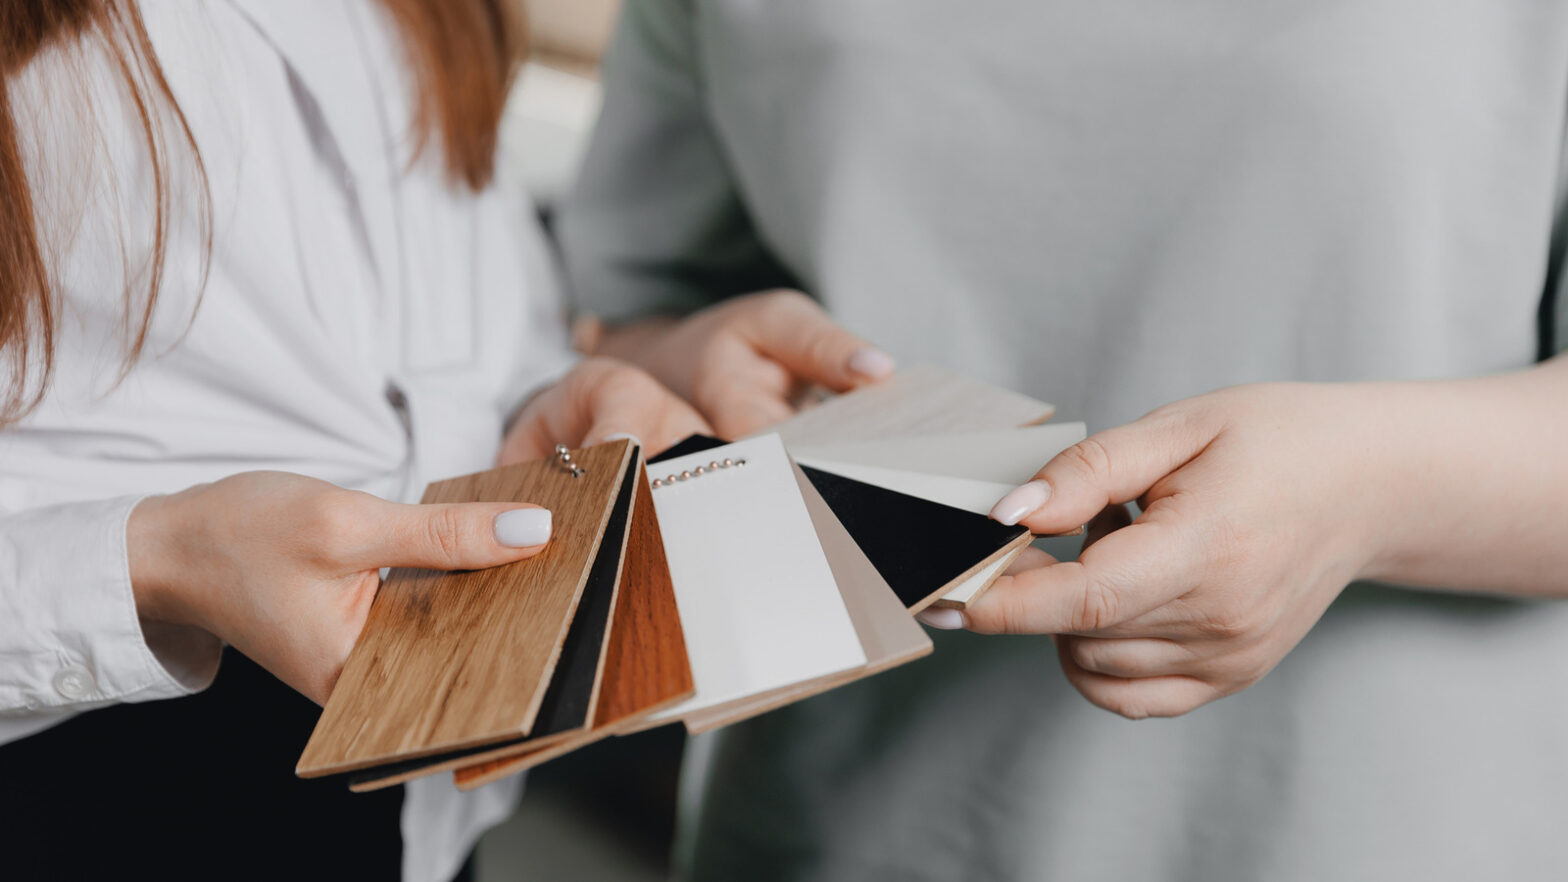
[
  {"xmin": 771, "ymin": 365, "xmax": 1056, "ymax": 447},
  {"xmin": 344, "ymin": 455, "xmax": 643, "ymax": 792},
  {"xmin": 679, "ymin": 462, "xmax": 933, "ymax": 734},
  {"xmin": 451, "ymin": 470, "xmax": 695, "ymax": 790},
  {"xmin": 297, "ymin": 440, "xmax": 635, "ymax": 778}
]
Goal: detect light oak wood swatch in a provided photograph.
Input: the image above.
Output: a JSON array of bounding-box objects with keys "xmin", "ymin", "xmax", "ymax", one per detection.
[
  {"xmin": 452, "ymin": 472, "xmax": 695, "ymax": 790},
  {"xmin": 297, "ymin": 440, "xmax": 635, "ymax": 778},
  {"xmin": 343, "ymin": 453, "xmax": 645, "ymax": 792},
  {"xmin": 770, "ymin": 365, "xmax": 1056, "ymax": 447},
  {"xmin": 680, "ymin": 461, "xmax": 933, "ymax": 734}
]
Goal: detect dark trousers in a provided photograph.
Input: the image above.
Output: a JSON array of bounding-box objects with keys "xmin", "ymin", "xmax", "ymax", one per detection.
[{"xmin": 0, "ymin": 648, "xmax": 406, "ymax": 880}]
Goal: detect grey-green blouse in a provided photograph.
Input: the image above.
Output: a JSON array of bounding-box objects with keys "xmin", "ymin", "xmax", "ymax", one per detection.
[{"xmin": 560, "ymin": 1, "xmax": 1568, "ymax": 879}]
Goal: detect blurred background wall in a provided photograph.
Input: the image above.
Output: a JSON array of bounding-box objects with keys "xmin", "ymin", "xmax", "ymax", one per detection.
[{"xmin": 499, "ymin": 0, "xmax": 620, "ymax": 206}]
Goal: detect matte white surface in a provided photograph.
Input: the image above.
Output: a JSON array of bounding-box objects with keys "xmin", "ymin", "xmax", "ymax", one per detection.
[
  {"xmin": 792, "ymin": 458, "xmax": 1017, "ymax": 516},
  {"xmin": 793, "ymin": 423, "xmax": 1088, "ymax": 486},
  {"xmin": 647, "ymin": 435, "xmax": 866, "ymax": 721}
]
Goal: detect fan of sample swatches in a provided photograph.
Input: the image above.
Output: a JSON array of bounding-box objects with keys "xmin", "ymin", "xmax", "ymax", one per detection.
[{"xmin": 294, "ymin": 367, "xmax": 1086, "ymax": 791}]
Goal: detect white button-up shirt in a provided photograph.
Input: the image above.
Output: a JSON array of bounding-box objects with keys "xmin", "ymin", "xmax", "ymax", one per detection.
[{"xmin": 0, "ymin": 2, "xmax": 575, "ymax": 878}]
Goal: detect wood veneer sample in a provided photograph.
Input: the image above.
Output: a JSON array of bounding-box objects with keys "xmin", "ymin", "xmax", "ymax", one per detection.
[
  {"xmin": 679, "ymin": 462, "xmax": 933, "ymax": 734},
  {"xmin": 802, "ymin": 465, "xmax": 1030, "ymax": 614},
  {"xmin": 451, "ymin": 472, "xmax": 695, "ymax": 790},
  {"xmin": 344, "ymin": 454, "xmax": 642, "ymax": 792},
  {"xmin": 770, "ymin": 365, "xmax": 1056, "ymax": 447},
  {"xmin": 297, "ymin": 440, "xmax": 635, "ymax": 778}
]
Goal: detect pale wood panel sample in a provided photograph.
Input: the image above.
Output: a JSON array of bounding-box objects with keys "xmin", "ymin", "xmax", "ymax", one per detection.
[
  {"xmin": 452, "ymin": 472, "xmax": 695, "ymax": 790},
  {"xmin": 770, "ymin": 365, "xmax": 1056, "ymax": 447},
  {"xmin": 679, "ymin": 462, "xmax": 933, "ymax": 734},
  {"xmin": 297, "ymin": 441, "xmax": 634, "ymax": 778}
]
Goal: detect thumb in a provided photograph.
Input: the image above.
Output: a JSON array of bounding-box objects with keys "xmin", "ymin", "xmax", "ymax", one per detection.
[
  {"xmin": 738, "ymin": 291, "xmax": 895, "ymax": 392},
  {"xmin": 988, "ymin": 408, "xmax": 1217, "ymax": 534},
  {"xmin": 353, "ymin": 500, "xmax": 552, "ymax": 571}
]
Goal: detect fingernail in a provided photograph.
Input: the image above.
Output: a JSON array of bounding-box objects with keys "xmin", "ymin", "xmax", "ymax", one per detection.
[
  {"xmin": 848, "ymin": 347, "xmax": 896, "ymax": 379},
  {"xmin": 917, "ymin": 608, "xmax": 967, "ymax": 630},
  {"xmin": 602, "ymin": 431, "xmax": 643, "ymax": 448},
  {"xmin": 495, "ymin": 508, "xmax": 551, "ymax": 547},
  {"xmin": 990, "ymin": 480, "xmax": 1050, "ymax": 526}
]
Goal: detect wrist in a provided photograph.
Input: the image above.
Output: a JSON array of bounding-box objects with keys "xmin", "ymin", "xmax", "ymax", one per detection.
[
  {"xmin": 127, "ymin": 491, "xmax": 202, "ymax": 630},
  {"xmin": 1346, "ymin": 376, "xmax": 1501, "ymax": 586}
]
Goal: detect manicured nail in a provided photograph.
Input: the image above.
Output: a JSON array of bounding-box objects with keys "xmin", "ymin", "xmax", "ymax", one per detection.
[
  {"xmin": 848, "ymin": 347, "xmax": 896, "ymax": 379},
  {"xmin": 917, "ymin": 608, "xmax": 967, "ymax": 630},
  {"xmin": 495, "ymin": 508, "xmax": 551, "ymax": 547},
  {"xmin": 603, "ymin": 431, "xmax": 643, "ymax": 448},
  {"xmin": 990, "ymin": 480, "xmax": 1050, "ymax": 526}
]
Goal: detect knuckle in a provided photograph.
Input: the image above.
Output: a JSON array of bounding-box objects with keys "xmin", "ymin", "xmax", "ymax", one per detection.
[
  {"xmin": 424, "ymin": 508, "xmax": 468, "ymax": 562},
  {"xmin": 1069, "ymin": 639, "xmax": 1108, "ymax": 673},
  {"xmin": 1195, "ymin": 607, "xmax": 1253, "ymax": 642},
  {"xmin": 1075, "ymin": 581, "xmax": 1122, "ymax": 631},
  {"xmin": 1059, "ymin": 436, "xmax": 1115, "ymax": 483},
  {"xmin": 1097, "ymin": 690, "xmax": 1151, "ymax": 721}
]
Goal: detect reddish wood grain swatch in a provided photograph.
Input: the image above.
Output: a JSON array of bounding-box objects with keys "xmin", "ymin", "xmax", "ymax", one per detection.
[
  {"xmin": 296, "ymin": 441, "xmax": 634, "ymax": 778},
  {"xmin": 452, "ymin": 472, "xmax": 694, "ymax": 790}
]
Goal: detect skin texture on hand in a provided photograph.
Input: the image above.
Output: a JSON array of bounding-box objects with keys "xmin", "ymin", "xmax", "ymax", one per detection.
[
  {"xmin": 945, "ymin": 358, "xmax": 1568, "ymax": 720},
  {"xmin": 498, "ymin": 356, "xmax": 711, "ymax": 465},
  {"xmin": 128, "ymin": 472, "xmax": 553, "ymax": 704},
  {"xmin": 594, "ymin": 289, "xmax": 896, "ymax": 439},
  {"xmin": 125, "ymin": 358, "xmax": 705, "ymax": 705}
]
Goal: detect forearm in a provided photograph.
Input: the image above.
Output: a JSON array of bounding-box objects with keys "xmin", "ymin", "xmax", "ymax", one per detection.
[{"xmin": 1362, "ymin": 355, "xmax": 1568, "ymax": 596}]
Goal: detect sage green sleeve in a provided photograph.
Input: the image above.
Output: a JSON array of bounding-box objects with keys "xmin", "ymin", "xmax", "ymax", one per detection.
[{"xmin": 558, "ymin": 0, "xmax": 794, "ymax": 322}]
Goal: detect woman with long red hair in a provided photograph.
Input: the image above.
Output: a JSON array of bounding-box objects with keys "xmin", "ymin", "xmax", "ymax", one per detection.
[{"xmin": 0, "ymin": 2, "xmax": 706, "ymax": 878}]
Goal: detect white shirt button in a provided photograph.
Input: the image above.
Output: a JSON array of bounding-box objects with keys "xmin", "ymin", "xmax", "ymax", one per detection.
[{"xmin": 53, "ymin": 666, "xmax": 95, "ymax": 700}]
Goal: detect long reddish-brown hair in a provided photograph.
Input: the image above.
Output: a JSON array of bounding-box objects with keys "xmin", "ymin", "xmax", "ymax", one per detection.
[{"xmin": 0, "ymin": 0, "xmax": 525, "ymax": 424}]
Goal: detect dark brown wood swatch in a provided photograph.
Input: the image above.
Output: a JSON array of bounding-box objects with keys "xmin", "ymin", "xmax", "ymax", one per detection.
[
  {"xmin": 452, "ymin": 471, "xmax": 694, "ymax": 790},
  {"xmin": 296, "ymin": 440, "xmax": 635, "ymax": 778}
]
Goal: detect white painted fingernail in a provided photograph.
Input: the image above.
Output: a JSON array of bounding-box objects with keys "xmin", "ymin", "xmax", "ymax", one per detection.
[
  {"xmin": 495, "ymin": 509, "xmax": 551, "ymax": 547},
  {"xmin": 917, "ymin": 608, "xmax": 967, "ymax": 630},
  {"xmin": 603, "ymin": 431, "xmax": 643, "ymax": 448},
  {"xmin": 848, "ymin": 347, "xmax": 896, "ymax": 379},
  {"xmin": 990, "ymin": 480, "xmax": 1050, "ymax": 526}
]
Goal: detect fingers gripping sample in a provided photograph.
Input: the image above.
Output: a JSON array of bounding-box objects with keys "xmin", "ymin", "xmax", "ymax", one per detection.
[
  {"xmin": 292, "ymin": 368, "xmax": 1066, "ymax": 791},
  {"xmin": 452, "ymin": 475, "xmax": 695, "ymax": 790},
  {"xmin": 297, "ymin": 440, "xmax": 636, "ymax": 777},
  {"xmin": 344, "ymin": 456, "xmax": 642, "ymax": 792}
]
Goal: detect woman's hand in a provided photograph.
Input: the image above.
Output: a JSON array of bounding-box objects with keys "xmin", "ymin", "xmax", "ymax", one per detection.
[
  {"xmin": 937, "ymin": 382, "xmax": 1410, "ymax": 719},
  {"xmin": 498, "ymin": 356, "xmax": 712, "ymax": 465},
  {"xmin": 128, "ymin": 472, "xmax": 554, "ymax": 704},
  {"xmin": 593, "ymin": 290, "xmax": 896, "ymax": 439}
]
